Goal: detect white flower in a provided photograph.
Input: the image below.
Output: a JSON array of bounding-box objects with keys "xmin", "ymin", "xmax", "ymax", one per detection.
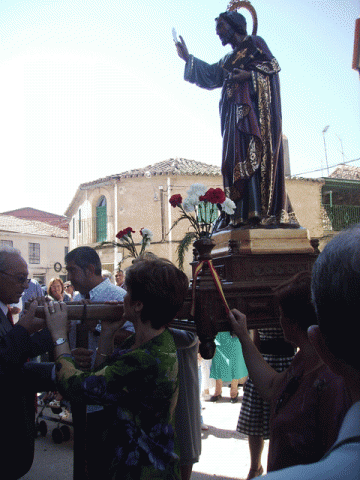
[
  {"xmin": 185, "ymin": 194, "xmax": 201, "ymax": 208},
  {"xmin": 184, "ymin": 184, "xmax": 208, "ymax": 209},
  {"xmin": 221, "ymin": 198, "xmax": 236, "ymax": 215},
  {"xmin": 141, "ymin": 228, "xmax": 153, "ymax": 246},
  {"xmin": 182, "ymin": 197, "xmax": 196, "ymax": 212},
  {"xmin": 187, "ymin": 183, "xmax": 207, "ymax": 198},
  {"xmin": 141, "ymin": 228, "xmax": 153, "ymax": 240}
]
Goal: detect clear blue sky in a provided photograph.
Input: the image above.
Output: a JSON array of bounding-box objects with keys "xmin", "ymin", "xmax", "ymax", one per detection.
[{"xmin": 0, "ymin": 0, "xmax": 359, "ymax": 215}]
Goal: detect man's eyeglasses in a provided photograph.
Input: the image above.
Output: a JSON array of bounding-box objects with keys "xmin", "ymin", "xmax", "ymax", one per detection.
[{"xmin": 0, "ymin": 271, "xmax": 31, "ymax": 285}]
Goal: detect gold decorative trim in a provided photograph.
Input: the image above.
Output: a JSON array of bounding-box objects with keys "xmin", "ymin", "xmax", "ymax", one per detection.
[
  {"xmin": 254, "ymin": 58, "xmax": 281, "ymax": 75},
  {"xmin": 227, "ymin": 0, "xmax": 258, "ymax": 35},
  {"xmin": 236, "ymin": 104, "xmax": 250, "ymax": 122}
]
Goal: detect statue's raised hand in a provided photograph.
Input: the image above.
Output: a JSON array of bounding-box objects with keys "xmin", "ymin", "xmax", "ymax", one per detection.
[{"xmin": 176, "ymin": 36, "xmax": 190, "ymax": 62}]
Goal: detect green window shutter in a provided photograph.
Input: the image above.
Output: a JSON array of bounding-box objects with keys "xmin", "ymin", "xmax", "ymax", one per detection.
[{"xmin": 96, "ymin": 205, "xmax": 107, "ymax": 242}]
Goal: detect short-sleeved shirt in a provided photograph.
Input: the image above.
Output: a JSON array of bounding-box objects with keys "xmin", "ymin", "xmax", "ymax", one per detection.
[{"xmin": 70, "ymin": 278, "xmax": 134, "ymax": 355}]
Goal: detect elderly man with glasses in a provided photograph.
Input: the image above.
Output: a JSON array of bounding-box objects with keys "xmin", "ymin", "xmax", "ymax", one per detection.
[{"xmin": 0, "ymin": 246, "xmax": 54, "ymax": 479}]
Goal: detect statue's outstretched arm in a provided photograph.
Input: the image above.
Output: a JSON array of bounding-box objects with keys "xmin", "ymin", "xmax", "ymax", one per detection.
[{"xmin": 175, "ymin": 35, "xmax": 190, "ymax": 63}]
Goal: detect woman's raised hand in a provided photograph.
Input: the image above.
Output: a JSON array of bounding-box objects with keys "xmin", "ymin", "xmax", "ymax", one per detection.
[{"xmin": 228, "ymin": 308, "xmax": 249, "ymax": 339}]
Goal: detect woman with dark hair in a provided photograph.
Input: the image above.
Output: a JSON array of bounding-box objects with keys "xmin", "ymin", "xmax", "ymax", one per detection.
[
  {"xmin": 44, "ymin": 257, "xmax": 189, "ymax": 480},
  {"xmin": 229, "ymin": 271, "xmax": 351, "ymax": 474}
]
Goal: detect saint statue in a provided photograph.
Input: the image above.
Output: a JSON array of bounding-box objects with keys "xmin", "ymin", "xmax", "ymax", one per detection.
[{"xmin": 175, "ymin": 8, "xmax": 298, "ymax": 229}]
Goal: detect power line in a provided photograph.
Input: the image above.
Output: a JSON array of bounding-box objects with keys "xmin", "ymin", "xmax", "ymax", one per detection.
[{"xmin": 293, "ymin": 157, "xmax": 360, "ymax": 177}]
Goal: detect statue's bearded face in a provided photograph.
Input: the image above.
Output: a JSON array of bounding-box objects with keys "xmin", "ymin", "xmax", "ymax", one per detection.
[{"xmin": 216, "ymin": 18, "xmax": 236, "ymax": 46}]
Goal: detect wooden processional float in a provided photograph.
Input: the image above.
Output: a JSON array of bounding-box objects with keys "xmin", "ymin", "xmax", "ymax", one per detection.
[{"xmin": 30, "ymin": 229, "xmax": 319, "ymax": 360}]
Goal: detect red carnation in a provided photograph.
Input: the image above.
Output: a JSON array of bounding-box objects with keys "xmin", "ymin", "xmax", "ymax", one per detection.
[
  {"xmin": 116, "ymin": 227, "xmax": 135, "ymax": 239},
  {"xmin": 169, "ymin": 194, "xmax": 182, "ymax": 208},
  {"xmin": 202, "ymin": 188, "xmax": 226, "ymax": 204}
]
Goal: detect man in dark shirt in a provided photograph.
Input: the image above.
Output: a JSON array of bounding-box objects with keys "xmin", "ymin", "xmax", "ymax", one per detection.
[{"xmin": 0, "ymin": 246, "xmax": 54, "ymax": 479}]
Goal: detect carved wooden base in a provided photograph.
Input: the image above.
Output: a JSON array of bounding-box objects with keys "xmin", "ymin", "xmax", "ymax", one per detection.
[
  {"xmin": 211, "ymin": 226, "xmax": 314, "ymax": 256},
  {"xmin": 181, "ymin": 228, "xmax": 318, "ymax": 359}
]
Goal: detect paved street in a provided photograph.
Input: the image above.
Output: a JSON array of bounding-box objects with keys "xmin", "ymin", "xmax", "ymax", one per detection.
[{"xmin": 21, "ymin": 386, "xmax": 269, "ymax": 479}]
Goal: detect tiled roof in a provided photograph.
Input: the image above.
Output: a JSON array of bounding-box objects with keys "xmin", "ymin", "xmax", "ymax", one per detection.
[
  {"xmin": 120, "ymin": 158, "xmax": 221, "ymax": 178},
  {"xmin": 286, "ymin": 175, "xmax": 324, "ymax": 183},
  {"xmin": 329, "ymin": 165, "xmax": 360, "ymax": 181},
  {"xmin": 0, "ymin": 215, "xmax": 68, "ymax": 238},
  {"xmin": 80, "ymin": 158, "xmax": 221, "ymax": 188},
  {"xmin": 0, "ymin": 207, "xmax": 69, "ymax": 230}
]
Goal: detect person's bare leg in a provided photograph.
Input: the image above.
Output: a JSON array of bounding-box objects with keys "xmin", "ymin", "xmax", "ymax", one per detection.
[
  {"xmin": 230, "ymin": 379, "xmax": 238, "ymax": 398},
  {"xmin": 180, "ymin": 464, "xmax": 193, "ymax": 480},
  {"xmin": 238, "ymin": 375, "xmax": 248, "ymax": 387},
  {"xmin": 247, "ymin": 435, "xmax": 264, "ymax": 479},
  {"xmin": 214, "ymin": 379, "xmax": 222, "ymax": 396},
  {"xmin": 210, "ymin": 379, "xmax": 222, "ymax": 401}
]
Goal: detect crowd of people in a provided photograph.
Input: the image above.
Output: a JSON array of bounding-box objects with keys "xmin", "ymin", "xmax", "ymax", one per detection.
[
  {"xmin": 1, "ymin": 223, "xmax": 360, "ymax": 479},
  {"xmin": 0, "ymin": 245, "xmax": 203, "ymax": 480}
]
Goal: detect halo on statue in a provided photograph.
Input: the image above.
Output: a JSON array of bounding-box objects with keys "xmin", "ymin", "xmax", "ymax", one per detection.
[{"xmin": 227, "ymin": 0, "xmax": 258, "ymax": 35}]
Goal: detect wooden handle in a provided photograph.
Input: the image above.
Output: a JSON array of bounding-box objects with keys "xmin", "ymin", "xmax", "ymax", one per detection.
[{"xmin": 26, "ymin": 302, "xmax": 125, "ymax": 321}]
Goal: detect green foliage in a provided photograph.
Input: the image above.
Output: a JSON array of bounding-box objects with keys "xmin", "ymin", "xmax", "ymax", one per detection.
[
  {"xmin": 176, "ymin": 231, "xmax": 198, "ymax": 271},
  {"xmin": 95, "ymin": 241, "xmax": 116, "ymax": 250}
]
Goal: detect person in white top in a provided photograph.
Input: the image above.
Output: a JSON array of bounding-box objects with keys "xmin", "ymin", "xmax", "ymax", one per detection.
[{"xmin": 229, "ymin": 224, "xmax": 360, "ymax": 479}]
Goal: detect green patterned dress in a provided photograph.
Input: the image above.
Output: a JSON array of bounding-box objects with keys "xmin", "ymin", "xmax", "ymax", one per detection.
[{"xmin": 55, "ymin": 329, "xmax": 180, "ymax": 480}]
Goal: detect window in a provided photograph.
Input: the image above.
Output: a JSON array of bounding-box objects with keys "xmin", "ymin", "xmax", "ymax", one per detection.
[
  {"xmin": 29, "ymin": 243, "xmax": 40, "ymax": 264},
  {"xmin": 78, "ymin": 209, "xmax": 82, "ymax": 234},
  {"xmin": 96, "ymin": 196, "xmax": 107, "ymax": 242},
  {"xmin": 1, "ymin": 240, "xmax": 13, "ymax": 248},
  {"xmin": 72, "ymin": 218, "xmax": 75, "ymax": 239}
]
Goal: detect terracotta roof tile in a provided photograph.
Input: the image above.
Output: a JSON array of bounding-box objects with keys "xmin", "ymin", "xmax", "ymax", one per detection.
[
  {"xmin": 0, "ymin": 207, "xmax": 69, "ymax": 231},
  {"xmin": 0, "ymin": 215, "xmax": 68, "ymax": 238},
  {"xmin": 120, "ymin": 158, "xmax": 221, "ymax": 177},
  {"xmin": 80, "ymin": 158, "xmax": 221, "ymax": 188},
  {"xmin": 329, "ymin": 165, "xmax": 360, "ymax": 181}
]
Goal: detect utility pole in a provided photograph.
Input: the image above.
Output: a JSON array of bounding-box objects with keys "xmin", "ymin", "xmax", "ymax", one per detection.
[
  {"xmin": 335, "ymin": 133, "xmax": 346, "ymax": 163},
  {"xmin": 322, "ymin": 125, "xmax": 330, "ymax": 176}
]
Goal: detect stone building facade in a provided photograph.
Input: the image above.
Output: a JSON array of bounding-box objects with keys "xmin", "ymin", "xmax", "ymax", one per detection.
[
  {"xmin": 0, "ymin": 214, "xmax": 69, "ymax": 286},
  {"xmin": 65, "ymin": 158, "xmax": 341, "ymax": 277},
  {"xmin": 65, "ymin": 159, "xmax": 223, "ymax": 277}
]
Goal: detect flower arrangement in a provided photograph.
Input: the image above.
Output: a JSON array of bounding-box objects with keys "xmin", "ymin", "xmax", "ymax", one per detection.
[
  {"xmin": 101, "ymin": 227, "xmax": 153, "ymax": 265},
  {"xmin": 169, "ymin": 183, "xmax": 235, "ymax": 269}
]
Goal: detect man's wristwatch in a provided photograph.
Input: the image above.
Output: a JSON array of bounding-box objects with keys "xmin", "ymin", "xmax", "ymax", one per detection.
[{"xmin": 53, "ymin": 337, "xmax": 68, "ymax": 347}]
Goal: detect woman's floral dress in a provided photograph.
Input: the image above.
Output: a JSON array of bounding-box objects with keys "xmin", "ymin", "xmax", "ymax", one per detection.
[{"xmin": 55, "ymin": 328, "xmax": 180, "ymax": 479}]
